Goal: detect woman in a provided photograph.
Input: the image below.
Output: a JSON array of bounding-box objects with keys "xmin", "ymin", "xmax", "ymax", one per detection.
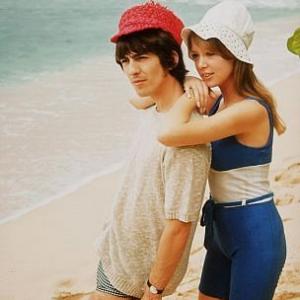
[{"xmin": 158, "ymin": 1, "xmax": 286, "ymax": 300}]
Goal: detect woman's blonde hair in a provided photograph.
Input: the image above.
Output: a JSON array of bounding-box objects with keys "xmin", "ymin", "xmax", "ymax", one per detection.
[{"xmin": 188, "ymin": 32, "xmax": 286, "ymax": 135}]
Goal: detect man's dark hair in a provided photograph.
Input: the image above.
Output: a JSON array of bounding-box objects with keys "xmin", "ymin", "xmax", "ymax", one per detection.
[{"xmin": 115, "ymin": 28, "xmax": 188, "ymax": 87}]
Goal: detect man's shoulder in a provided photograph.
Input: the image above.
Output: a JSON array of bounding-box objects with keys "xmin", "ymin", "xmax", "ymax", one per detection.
[{"xmin": 164, "ymin": 142, "xmax": 211, "ymax": 161}]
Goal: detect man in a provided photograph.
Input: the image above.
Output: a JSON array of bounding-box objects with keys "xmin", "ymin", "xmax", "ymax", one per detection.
[{"xmin": 91, "ymin": 2, "xmax": 210, "ymax": 299}]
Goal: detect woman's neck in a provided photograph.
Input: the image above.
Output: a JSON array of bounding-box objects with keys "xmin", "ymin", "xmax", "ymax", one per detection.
[{"xmin": 219, "ymin": 79, "xmax": 244, "ymax": 107}]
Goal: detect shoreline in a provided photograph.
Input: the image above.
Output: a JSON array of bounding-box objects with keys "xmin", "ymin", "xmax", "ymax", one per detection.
[
  {"xmin": 0, "ymin": 161, "xmax": 125, "ymax": 225},
  {"xmin": 0, "ymin": 168, "xmax": 126, "ymax": 300},
  {"xmin": 1, "ymin": 70, "xmax": 299, "ymax": 226},
  {"xmin": 1, "ymin": 71, "xmax": 300, "ymax": 299},
  {"xmin": 1, "ymin": 12, "xmax": 299, "ymax": 225},
  {"xmin": 0, "ymin": 70, "xmax": 300, "ymax": 225}
]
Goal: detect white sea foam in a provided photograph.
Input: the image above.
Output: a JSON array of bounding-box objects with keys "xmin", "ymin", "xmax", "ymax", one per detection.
[
  {"xmin": 0, "ymin": 161, "xmax": 125, "ymax": 225},
  {"xmin": 166, "ymin": 0, "xmax": 300, "ymax": 9}
]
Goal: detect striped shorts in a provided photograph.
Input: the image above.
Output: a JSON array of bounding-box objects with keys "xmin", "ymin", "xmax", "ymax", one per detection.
[{"xmin": 96, "ymin": 261, "xmax": 129, "ymax": 298}]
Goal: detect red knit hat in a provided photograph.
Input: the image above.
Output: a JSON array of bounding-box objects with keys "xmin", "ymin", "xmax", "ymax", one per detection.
[{"xmin": 110, "ymin": 1, "xmax": 184, "ymax": 45}]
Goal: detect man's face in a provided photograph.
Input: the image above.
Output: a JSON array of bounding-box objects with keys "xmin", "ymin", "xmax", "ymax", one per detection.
[{"xmin": 119, "ymin": 52, "xmax": 167, "ymax": 98}]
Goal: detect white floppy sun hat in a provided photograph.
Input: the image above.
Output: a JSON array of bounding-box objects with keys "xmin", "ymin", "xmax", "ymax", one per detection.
[{"xmin": 181, "ymin": 0, "xmax": 255, "ymax": 64}]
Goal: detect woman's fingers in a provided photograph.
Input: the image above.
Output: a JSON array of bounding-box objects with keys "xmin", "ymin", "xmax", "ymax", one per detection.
[
  {"xmin": 192, "ymin": 80, "xmax": 208, "ymax": 114},
  {"xmin": 199, "ymin": 82, "xmax": 209, "ymax": 114},
  {"xmin": 184, "ymin": 76, "xmax": 211, "ymax": 114},
  {"xmin": 187, "ymin": 86, "xmax": 195, "ymax": 100}
]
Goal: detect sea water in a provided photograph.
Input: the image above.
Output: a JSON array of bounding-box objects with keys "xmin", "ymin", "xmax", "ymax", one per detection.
[{"xmin": 0, "ymin": 0, "xmax": 300, "ymax": 223}]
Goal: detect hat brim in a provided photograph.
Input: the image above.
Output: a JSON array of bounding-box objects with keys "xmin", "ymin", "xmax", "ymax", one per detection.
[
  {"xmin": 110, "ymin": 34, "xmax": 120, "ymax": 43},
  {"xmin": 111, "ymin": 24, "xmax": 181, "ymax": 44},
  {"xmin": 181, "ymin": 23, "xmax": 253, "ymax": 64}
]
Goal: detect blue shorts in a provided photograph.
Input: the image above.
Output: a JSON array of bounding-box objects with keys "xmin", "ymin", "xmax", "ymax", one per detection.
[{"xmin": 199, "ymin": 193, "xmax": 286, "ymax": 300}]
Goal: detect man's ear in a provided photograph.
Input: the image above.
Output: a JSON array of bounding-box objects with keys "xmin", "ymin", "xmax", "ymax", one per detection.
[{"xmin": 170, "ymin": 50, "xmax": 179, "ymax": 69}]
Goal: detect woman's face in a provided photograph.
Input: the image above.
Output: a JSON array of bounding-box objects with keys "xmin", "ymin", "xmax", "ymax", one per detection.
[{"xmin": 189, "ymin": 36, "xmax": 234, "ymax": 89}]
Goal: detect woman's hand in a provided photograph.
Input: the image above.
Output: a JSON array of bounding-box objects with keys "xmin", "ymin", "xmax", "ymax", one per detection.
[{"xmin": 184, "ymin": 76, "xmax": 218, "ymax": 114}]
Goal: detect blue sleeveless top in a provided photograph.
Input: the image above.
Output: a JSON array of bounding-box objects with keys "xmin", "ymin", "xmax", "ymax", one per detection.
[
  {"xmin": 209, "ymin": 96, "xmax": 273, "ymax": 171},
  {"xmin": 208, "ymin": 96, "xmax": 273, "ymax": 202}
]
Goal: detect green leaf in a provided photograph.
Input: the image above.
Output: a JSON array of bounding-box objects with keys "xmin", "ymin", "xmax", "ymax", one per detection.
[{"xmin": 287, "ymin": 27, "xmax": 300, "ymax": 56}]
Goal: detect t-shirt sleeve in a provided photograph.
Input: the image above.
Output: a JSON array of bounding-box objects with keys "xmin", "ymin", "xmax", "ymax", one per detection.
[{"xmin": 163, "ymin": 144, "xmax": 210, "ymax": 222}]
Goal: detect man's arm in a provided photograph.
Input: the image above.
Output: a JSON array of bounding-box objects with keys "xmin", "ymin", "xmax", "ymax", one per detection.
[
  {"xmin": 141, "ymin": 144, "xmax": 210, "ymax": 299},
  {"xmin": 142, "ymin": 219, "xmax": 192, "ymax": 300}
]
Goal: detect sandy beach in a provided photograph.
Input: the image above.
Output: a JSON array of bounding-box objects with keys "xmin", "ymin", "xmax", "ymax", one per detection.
[
  {"xmin": 1, "ymin": 0, "xmax": 300, "ymax": 298},
  {"xmin": 0, "ymin": 70, "xmax": 299, "ymax": 300}
]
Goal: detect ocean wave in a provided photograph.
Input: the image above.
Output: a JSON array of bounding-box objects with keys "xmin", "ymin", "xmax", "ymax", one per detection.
[
  {"xmin": 163, "ymin": 0, "xmax": 300, "ymax": 9},
  {"xmin": 0, "ymin": 161, "xmax": 126, "ymax": 225},
  {"xmin": 241, "ymin": 0, "xmax": 300, "ymax": 8}
]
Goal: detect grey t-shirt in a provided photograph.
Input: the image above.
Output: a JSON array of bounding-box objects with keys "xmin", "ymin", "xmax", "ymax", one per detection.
[{"xmin": 98, "ymin": 106, "xmax": 210, "ymax": 298}]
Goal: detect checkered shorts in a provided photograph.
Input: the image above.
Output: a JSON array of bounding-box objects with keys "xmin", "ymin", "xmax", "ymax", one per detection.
[{"xmin": 96, "ymin": 261, "xmax": 129, "ymax": 298}]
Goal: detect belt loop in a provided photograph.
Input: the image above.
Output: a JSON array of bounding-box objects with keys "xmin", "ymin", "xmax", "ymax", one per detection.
[{"xmin": 242, "ymin": 199, "xmax": 246, "ymax": 206}]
